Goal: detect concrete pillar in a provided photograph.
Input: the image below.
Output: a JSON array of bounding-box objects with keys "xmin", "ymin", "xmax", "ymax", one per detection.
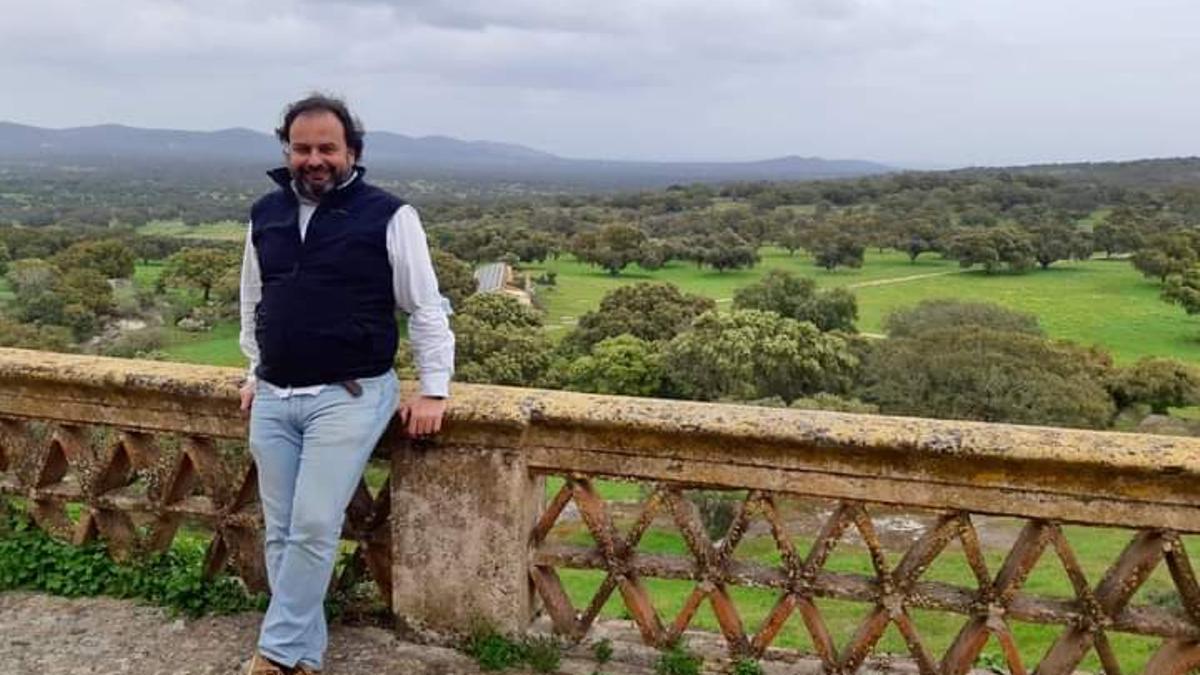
[{"xmin": 391, "ymin": 443, "xmax": 539, "ymax": 635}]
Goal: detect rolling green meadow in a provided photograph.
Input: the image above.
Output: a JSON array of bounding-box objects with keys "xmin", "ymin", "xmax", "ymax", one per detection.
[
  {"xmin": 121, "ymin": 220, "xmax": 1200, "ymax": 367},
  {"xmin": 138, "ymin": 219, "xmax": 247, "ymax": 241},
  {"xmin": 528, "ymin": 248, "xmax": 1200, "ymax": 364}
]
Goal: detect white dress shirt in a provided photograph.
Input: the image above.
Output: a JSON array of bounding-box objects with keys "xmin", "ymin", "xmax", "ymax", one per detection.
[{"xmin": 239, "ymin": 175, "xmax": 454, "ymax": 398}]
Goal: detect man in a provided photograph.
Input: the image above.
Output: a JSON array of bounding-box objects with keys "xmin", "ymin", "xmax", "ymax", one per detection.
[{"xmin": 238, "ymin": 94, "xmax": 454, "ymax": 675}]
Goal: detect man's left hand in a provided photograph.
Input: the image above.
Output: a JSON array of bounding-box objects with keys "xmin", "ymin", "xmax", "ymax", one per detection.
[{"xmin": 398, "ymin": 396, "xmax": 448, "ymax": 437}]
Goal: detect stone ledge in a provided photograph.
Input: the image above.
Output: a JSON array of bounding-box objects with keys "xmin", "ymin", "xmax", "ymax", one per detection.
[{"xmin": 2, "ymin": 347, "xmax": 1199, "ymax": 529}]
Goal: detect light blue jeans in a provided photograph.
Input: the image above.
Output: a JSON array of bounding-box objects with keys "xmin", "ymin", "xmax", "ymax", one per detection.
[{"xmin": 248, "ymin": 371, "xmax": 399, "ymax": 670}]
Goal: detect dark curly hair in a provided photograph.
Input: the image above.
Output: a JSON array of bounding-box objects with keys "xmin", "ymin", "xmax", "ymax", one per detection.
[{"xmin": 275, "ymin": 93, "xmax": 365, "ymax": 158}]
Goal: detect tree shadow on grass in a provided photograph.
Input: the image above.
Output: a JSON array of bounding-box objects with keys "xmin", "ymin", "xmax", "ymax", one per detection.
[
  {"xmin": 1030, "ymin": 264, "xmax": 1095, "ymax": 276},
  {"xmin": 955, "ymin": 266, "xmax": 1090, "ymax": 279},
  {"xmin": 577, "ymin": 270, "xmax": 659, "ymax": 280}
]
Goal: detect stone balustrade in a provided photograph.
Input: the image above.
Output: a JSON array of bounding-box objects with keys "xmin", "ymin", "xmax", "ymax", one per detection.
[{"xmin": 2, "ymin": 347, "xmax": 1200, "ymax": 673}]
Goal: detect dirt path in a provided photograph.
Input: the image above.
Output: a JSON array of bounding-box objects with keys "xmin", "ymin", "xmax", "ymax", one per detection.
[
  {"xmin": 845, "ymin": 268, "xmax": 965, "ymax": 289},
  {"xmin": 708, "ymin": 268, "xmax": 965, "ymax": 308}
]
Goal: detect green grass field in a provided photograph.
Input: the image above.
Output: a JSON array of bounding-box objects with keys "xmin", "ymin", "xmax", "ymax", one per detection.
[
  {"xmin": 159, "ymin": 321, "xmax": 246, "ymax": 367},
  {"xmin": 139, "ymin": 219, "xmax": 247, "ymax": 241},
  {"xmin": 853, "ymin": 256, "xmax": 1200, "ymax": 365},
  {"xmin": 125, "ymin": 263, "xmax": 248, "ymax": 367},
  {"xmin": 528, "ymin": 249, "xmax": 1200, "ymax": 364},
  {"xmin": 133, "ymin": 262, "xmax": 165, "ymax": 287},
  {"xmin": 528, "ymin": 248, "xmax": 959, "ymax": 335},
  {"xmin": 125, "ymin": 214, "xmax": 1200, "ymax": 366},
  {"xmin": 138, "ymin": 247, "xmax": 1200, "ymax": 367}
]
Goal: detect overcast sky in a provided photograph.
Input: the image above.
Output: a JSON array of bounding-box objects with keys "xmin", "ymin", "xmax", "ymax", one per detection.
[{"xmin": 2, "ymin": 0, "xmax": 1198, "ymax": 167}]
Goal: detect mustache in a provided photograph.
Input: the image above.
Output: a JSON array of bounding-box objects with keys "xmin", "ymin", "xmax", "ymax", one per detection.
[
  {"xmin": 292, "ymin": 164, "xmax": 350, "ymax": 199},
  {"xmin": 297, "ymin": 165, "xmax": 343, "ymax": 183}
]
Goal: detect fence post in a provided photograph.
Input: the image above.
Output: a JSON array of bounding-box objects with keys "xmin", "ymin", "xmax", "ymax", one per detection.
[{"xmin": 390, "ymin": 442, "xmax": 539, "ymax": 635}]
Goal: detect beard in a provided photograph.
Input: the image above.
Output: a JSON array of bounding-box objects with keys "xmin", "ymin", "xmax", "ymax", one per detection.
[{"xmin": 293, "ymin": 163, "xmax": 352, "ymax": 200}]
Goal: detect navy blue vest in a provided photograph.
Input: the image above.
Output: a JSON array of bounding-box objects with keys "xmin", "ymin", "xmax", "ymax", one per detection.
[{"xmin": 250, "ymin": 167, "xmax": 405, "ymax": 386}]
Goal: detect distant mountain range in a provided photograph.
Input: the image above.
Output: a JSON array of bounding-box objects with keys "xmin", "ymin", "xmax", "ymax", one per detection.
[{"xmin": 0, "ymin": 121, "xmax": 893, "ymax": 188}]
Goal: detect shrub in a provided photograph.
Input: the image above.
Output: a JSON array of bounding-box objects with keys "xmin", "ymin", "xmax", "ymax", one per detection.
[
  {"xmin": 0, "ymin": 499, "xmax": 264, "ymax": 618},
  {"xmin": 655, "ymin": 641, "xmax": 702, "ymax": 675},
  {"xmin": 592, "ymin": 638, "xmax": 613, "ymax": 664},
  {"xmin": 102, "ymin": 328, "xmax": 167, "ymax": 359},
  {"xmin": 686, "ymin": 490, "xmax": 742, "ymax": 542},
  {"xmin": 462, "ymin": 624, "xmax": 563, "ymax": 673},
  {"xmin": 731, "ymin": 658, "xmax": 765, "ymax": 675}
]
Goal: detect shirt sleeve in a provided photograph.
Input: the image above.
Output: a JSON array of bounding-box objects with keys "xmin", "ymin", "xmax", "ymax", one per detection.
[
  {"xmin": 387, "ymin": 204, "xmax": 455, "ymax": 397},
  {"xmin": 238, "ymin": 221, "xmax": 262, "ymax": 382}
]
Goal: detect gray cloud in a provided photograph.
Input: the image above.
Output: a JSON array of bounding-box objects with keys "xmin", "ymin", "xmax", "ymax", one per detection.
[{"xmin": 1, "ymin": 0, "xmax": 1198, "ymax": 164}]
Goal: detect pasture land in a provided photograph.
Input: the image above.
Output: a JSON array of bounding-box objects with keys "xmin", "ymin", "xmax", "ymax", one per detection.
[
  {"xmin": 139, "ymin": 219, "xmax": 246, "ymax": 241},
  {"xmin": 527, "ymin": 249, "xmax": 962, "ymax": 334},
  {"xmin": 853, "ymin": 258, "xmax": 1198, "ymax": 365},
  {"xmin": 127, "ymin": 263, "xmax": 248, "ymax": 367},
  {"xmin": 135, "ymin": 245, "xmax": 1200, "ymax": 368},
  {"xmin": 160, "ymin": 321, "xmax": 245, "ymax": 367},
  {"xmin": 529, "ymin": 249, "xmax": 1200, "ymax": 364}
]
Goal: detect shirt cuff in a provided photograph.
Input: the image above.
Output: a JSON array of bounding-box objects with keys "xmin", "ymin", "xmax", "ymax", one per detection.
[{"xmin": 419, "ymin": 372, "xmax": 451, "ymax": 398}]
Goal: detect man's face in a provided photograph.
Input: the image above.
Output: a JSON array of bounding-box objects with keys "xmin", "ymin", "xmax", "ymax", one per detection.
[{"xmin": 285, "ymin": 110, "xmax": 357, "ymax": 199}]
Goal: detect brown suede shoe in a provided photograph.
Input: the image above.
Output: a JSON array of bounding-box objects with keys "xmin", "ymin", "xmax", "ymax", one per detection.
[
  {"xmin": 245, "ymin": 653, "xmax": 288, "ymax": 675},
  {"xmin": 293, "ymin": 665, "xmax": 322, "ymax": 675}
]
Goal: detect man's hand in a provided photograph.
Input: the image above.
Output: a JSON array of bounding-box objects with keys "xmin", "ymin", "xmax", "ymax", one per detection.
[
  {"xmin": 398, "ymin": 396, "xmax": 448, "ymax": 437},
  {"xmin": 239, "ymin": 381, "xmax": 255, "ymax": 415}
]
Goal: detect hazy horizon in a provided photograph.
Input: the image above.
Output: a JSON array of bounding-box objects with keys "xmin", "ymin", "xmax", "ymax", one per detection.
[{"xmin": 3, "ymin": 1, "xmax": 1198, "ymax": 168}]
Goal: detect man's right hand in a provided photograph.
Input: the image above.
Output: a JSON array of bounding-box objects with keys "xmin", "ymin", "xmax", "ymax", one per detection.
[{"xmin": 239, "ymin": 381, "xmax": 255, "ymax": 414}]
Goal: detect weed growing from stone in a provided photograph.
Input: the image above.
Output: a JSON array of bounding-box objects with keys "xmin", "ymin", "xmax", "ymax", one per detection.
[
  {"xmin": 654, "ymin": 640, "xmax": 702, "ymax": 675},
  {"xmin": 463, "ymin": 627, "xmax": 527, "ymax": 671},
  {"xmin": 730, "ymin": 657, "xmax": 765, "ymax": 675},
  {"xmin": 462, "ymin": 625, "xmax": 564, "ymax": 673},
  {"xmin": 976, "ymin": 652, "xmax": 1011, "ymax": 674},
  {"xmin": 592, "ymin": 638, "xmax": 613, "ymax": 664},
  {"xmin": 524, "ymin": 635, "xmax": 563, "ymax": 673}
]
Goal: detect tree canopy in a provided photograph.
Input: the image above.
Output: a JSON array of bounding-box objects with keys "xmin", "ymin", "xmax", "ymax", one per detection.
[
  {"xmin": 1133, "ymin": 232, "xmax": 1199, "ymax": 283},
  {"xmin": 52, "ymin": 239, "xmax": 136, "ymax": 279},
  {"xmin": 944, "ymin": 226, "xmax": 1036, "ymax": 273},
  {"xmin": 563, "ymin": 334, "xmax": 666, "ymax": 397},
  {"xmin": 663, "ymin": 309, "xmax": 858, "ymax": 403},
  {"xmin": 863, "ymin": 303, "xmax": 1114, "ymax": 428},
  {"xmin": 161, "ymin": 247, "xmax": 239, "ymax": 302},
  {"xmin": 570, "ymin": 223, "xmax": 654, "ymax": 276},
  {"xmin": 430, "ymin": 249, "xmax": 477, "ymax": 311},
  {"xmin": 807, "ymin": 225, "xmax": 865, "ymax": 272},
  {"xmin": 452, "ymin": 293, "xmax": 552, "ymax": 387},
  {"xmin": 1110, "ymin": 357, "xmax": 1200, "ymax": 414},
  {"xmin": 561, "ymin": 282, "xmax": 715, "ymax": 356},
  {"xmin": 732, "ymin": 269, "xmax": 857, "ymax": 332}
]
